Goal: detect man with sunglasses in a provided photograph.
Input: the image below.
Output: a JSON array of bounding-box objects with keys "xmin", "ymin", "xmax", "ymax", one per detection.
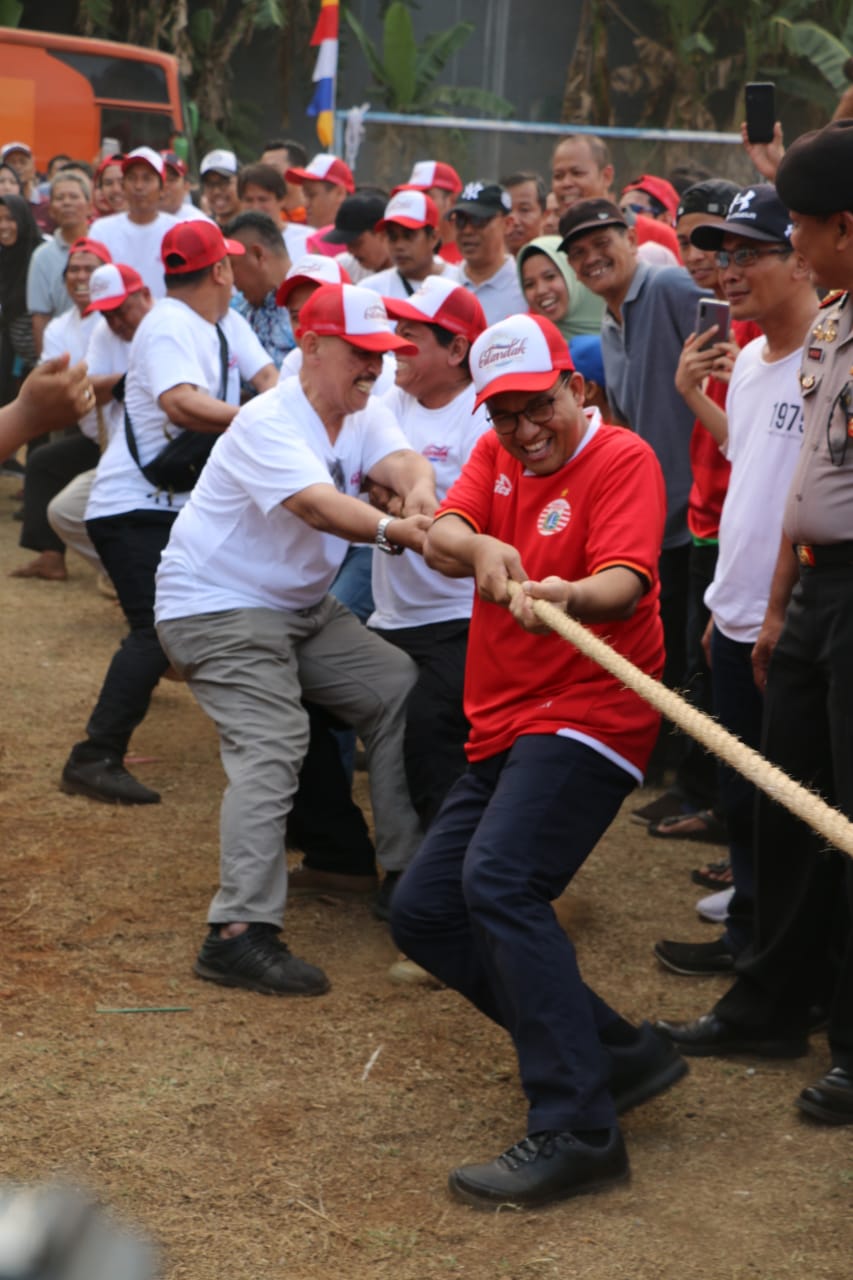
[
  {"xmin": 657, "ymin": 124, "xmax": 853, "ymax": 1127},
  {"xmin": 447, "ymin": 182, "xmax": 525, "ymax": 324},
  {"xmin": 391, "ymin": 313, "xmax": 687, "ymax": 1208}
]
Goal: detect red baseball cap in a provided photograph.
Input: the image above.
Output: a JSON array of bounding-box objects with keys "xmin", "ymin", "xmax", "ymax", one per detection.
[
  {"xmin": 161, "ymin": 149, "xmax": 188, "ymax": 177},
  {"xmin": 406, "ymin": 160, "xmax": 463, "ymax": 195},
  {"xmin": 285, "ymin": 153, "xmax": 355, "ymax": 194},
  {"xmin": 122, "ymin": 146, "xmax": 165, "ymax": 180},
  {"xmin": 621, "ymin": 174, "xmax": 680, "ymax": 219},
  {"xmin": 275, "ymin": 254, "xmax": 352, "ymax": 307},
  {"xmin": 296, "ymin": 284, "xmax": 418, "ymax": 354},
  {"xmin": 376, "ymin": 189, "xmax": 440, "ymax": 232},
  {"xmin": 84, "ymin": 262, "xmax": 145, "ymax": 315},
  {"xmin": 95, "ymin": 153, "xmax": 124, "ymax": 182},
  {"xmin": 161, "ymin": 219, "xmax": 245, "ymax": 274},
  {"xmin": 470, "ymin": 313, "xmax": 574, "ymax": 410},
  {"xmin": 383, "ymin": 275, "xmax": 486, "ymax": 343},
  {"xmin": 68, "ymin": 237, "xmax": 112, "ymax": 264}
]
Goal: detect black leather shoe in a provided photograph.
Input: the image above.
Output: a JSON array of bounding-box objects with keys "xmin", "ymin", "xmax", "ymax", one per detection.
[
  {"xmin": 449, "ymin": 1128, "xmax": 629, "ymax": 1210},
  {"xmin": 61, "ymin": 755, "xmax": 160, "ymax": 805},
  {"xmin": 796, "ymin": 1067, "xmax": 853, "ymax": 1125},
  {"xmin": 194, "ymin": 924, "xmax": 330, "ymax": 996},
  {"xmin": 654, "ymin": 935, "xmax": 736, "ymax": 976},
  {"xmin": 607, "ymin": 1021, "xmax": 689, "ymax": 1114},
  {"xmin": 654, "ymin": 1012, "xmax": 808, "ymax": 1059}
]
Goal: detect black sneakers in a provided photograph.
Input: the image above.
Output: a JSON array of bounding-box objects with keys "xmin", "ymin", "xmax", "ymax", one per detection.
[
  {"xmin": 194, "ymin": 924, "xmax": 330, "ymax": 996},
  {"xmin": 654, "ymin": 935, "xmax": 737, "ymax": 976},
  {"xmin": 607, "ymin": 1021, "xmax": 689, "ymax": 1114},
  {"xmin": 449, "ymin": 1128, "xmax": 629, "ymax": 1210},
  {"xmin": 61, "ymin": 755, "xmax": 160, "ymax": 805}
]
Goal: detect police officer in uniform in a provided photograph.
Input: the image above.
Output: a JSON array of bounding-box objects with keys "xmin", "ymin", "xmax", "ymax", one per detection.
[{"xmin": 657, "ymin": 120, "xmax": 853, "ymax": 1125}]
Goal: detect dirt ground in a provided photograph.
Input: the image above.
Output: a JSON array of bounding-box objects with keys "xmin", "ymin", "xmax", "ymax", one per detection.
[{"xmin": 0, "ymin": 470, "xmax": 851, "ymax": 1280}]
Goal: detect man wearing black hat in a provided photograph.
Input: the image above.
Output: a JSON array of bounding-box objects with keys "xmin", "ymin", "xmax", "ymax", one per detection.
[
  {"xmin": 448, "ymin": 182, "xmax": 525, "ymax": 324},
  {"xmin": 657, "ymin": 122, "xmax": 853, "ymax": 1126},
  {"xmin": 321, "ymin": 192, "xmax": 391, "ymax": 282},
  {"xmin": 559, "ymin": 198, "xmax": 709, "ymax": 767}
]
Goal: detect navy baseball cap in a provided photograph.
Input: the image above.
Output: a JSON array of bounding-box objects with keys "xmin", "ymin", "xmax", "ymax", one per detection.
[{"xmin": 689, "ymin": 184, "xmax": 792, "ymax": 250}]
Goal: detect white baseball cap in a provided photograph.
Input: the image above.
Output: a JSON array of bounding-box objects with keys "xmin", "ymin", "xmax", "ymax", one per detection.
[
  {"xmin": 470, "ymin": 314, "xmax": 575, "ymax": 409},
  {"xmin": 200, "ymin": 148, "xmax": 238, "ymax": 177},
  {"xmin": 295, "ymin": 284, "xmax": 418, "ymax": 354},
  {"xmin": 122, "ymin": 146, "xmax": 165, "ymax": 179},
  {"xmin": 84, "ymin": 262, "xmax": 145, "ymax": 315}
]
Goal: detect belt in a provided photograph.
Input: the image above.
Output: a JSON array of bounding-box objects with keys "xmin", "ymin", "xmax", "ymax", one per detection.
[{"xmin": 795, "ymin": 541, "xmax": 853, "ymax": 568}]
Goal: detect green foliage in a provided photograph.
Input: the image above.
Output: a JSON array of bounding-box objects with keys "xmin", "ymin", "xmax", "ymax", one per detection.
[
  {"xmin": 773, "ymin": 18, "xmax": 852, "ymax": 90},
  {"xmin": 189, "ymin": 7, "xmax": 216, "ymax": 52},
  {"xmin": 0, "ymin": 0, "xmax": 23, "ymax": 25},
  {"xmin": 343, "ymin": 1, "xmax": 512, "ymax": 118}
]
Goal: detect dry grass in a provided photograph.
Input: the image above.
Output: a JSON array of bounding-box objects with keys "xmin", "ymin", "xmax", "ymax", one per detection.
[{"xmin": 1, "ymin": 472, "xmax": 851, "ymax": 1279}]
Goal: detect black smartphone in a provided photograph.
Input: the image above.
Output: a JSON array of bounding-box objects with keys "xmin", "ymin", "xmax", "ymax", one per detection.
[
  {"xmin": 695, "ymin": 298, "xmax": 731, "ymax": 346},
  {"xmin": 745, "ymin": 82, "xmax": 776, "ymax": 144}
]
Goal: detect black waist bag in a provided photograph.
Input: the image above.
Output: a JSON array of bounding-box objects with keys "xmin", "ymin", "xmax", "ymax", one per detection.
[{"xmin": 124, "ymin": 323, "xmax": 229, "ymax": 493}]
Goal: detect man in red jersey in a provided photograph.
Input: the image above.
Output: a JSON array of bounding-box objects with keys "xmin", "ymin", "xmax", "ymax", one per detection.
[{"xmin": 391, "ymin": 312, "xmax": 686, "ymax": 1210}]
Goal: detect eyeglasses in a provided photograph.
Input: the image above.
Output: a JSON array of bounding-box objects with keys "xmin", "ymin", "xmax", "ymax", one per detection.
[
  {"xmin": 620, "ymin": 202, "xmax": 649, "ymax": 218},
  {"xmin": 714, "ymin": 246, "xmax": 791, "ymax": 268},
  {"xmin": 486, "ymin": 376, "xmax": 569, "ymax": 436},
  {"xmin": 449, "ymin": 211, "xmax": 495, "ymax": 231}
]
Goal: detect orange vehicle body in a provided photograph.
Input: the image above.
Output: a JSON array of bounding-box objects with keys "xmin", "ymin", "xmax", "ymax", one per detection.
[{"xmin": 0, "ymin": 27, "xmax": 191, "ymax": 171}]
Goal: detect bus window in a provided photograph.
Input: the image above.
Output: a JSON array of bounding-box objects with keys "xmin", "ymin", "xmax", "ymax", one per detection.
[
  {"xmin": 50, "ymin": 52, "xmax": 170, "ymax": 105},
  {"xmin": 99, "ymin": 108, "xmax": 175, "ymax": 156}
]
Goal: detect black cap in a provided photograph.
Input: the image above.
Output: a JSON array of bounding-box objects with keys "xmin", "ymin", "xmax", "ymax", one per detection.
[
  {"xmin": 558, "ymin": 198, "xmax": 628, "ymax": 251},
  {"xmin": 776, "ymin": 119, "xmax": 853, "ymax": 215},
  {"xmin": 449, "ymin": 181, "xmax": 512, "ymax": 220},
  {"xmin": 676, "ymin": 179, "xmax": 741, "ymax": 222},
  {"xmin": 322, "ymin": 193, "xmax": 389, "ymax": 245},
  {"xmin": 689, "ymin": 184, "xmax": 792, "ymax": 250}
]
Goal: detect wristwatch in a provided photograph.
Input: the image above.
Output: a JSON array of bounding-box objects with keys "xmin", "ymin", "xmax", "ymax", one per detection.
[{"xmin": 375, "ymin": 514, "xmax": 404, "ymax": 555}]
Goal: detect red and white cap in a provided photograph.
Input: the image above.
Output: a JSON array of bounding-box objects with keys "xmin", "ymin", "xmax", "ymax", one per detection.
[
  {"xmin": 296, "ymin": 284, "xmax": 418, "ymax": 354},
  {"xmin": 161, "ymin": 149, "xmax": 188, "ymax": 177},
  {"xmin": 161, "ymin": 219, "xmax": 245, "ymax": 274},
  {"xmin": 285, "ymin": 153, "xmax": 355, "ymax": 194},
  {"xmin": 406, "ymin": 160, "xmax": 463, "ymax": 195},
  {"xmin": 470, "ymin": 314, "xmax": 574, "ymax": 410},
  {"xmin": 84, "ymin": 263, "xmax": 145, "ymax": 315},
  {"xmin": 383, "ymin": 275, "xmax": 486, "ymax": 343},
  {"xmin": 67, "ymin": 237, "xmax": 113, "ymax": 265},
  {"xmin": 376, "ymin": 189, "xmax": 439, "ymax": 232},
  {"xmin": 275, "ymin": 254, "xmax": 352, "ymax": 307},
  {"xmin": 122, "ymin": 146, "xmax": 165, "ymax": 179}
]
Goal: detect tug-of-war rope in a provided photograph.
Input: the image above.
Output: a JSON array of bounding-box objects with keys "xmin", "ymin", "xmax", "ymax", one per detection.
[{"xmin": 506, "ymin": 581, "xmax": 853, "ymax": 859}]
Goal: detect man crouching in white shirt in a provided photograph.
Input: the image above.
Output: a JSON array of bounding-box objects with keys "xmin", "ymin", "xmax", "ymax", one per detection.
[{"xmin": 155, "ymin": 283, "xmax": 437, "ymax": 996}]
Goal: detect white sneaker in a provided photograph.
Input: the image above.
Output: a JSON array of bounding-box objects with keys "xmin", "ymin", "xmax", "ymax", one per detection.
[{"xmin": 696, "ymin": 886, "xmax": 734, "ymax": 924}]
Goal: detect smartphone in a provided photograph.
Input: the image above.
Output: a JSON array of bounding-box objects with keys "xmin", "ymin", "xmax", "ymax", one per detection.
[
  {"xmin": 745, "ymin": 82, "xmax": 776, "ymax": 144},
  {"xmin": 695, "ymin": 298, "xmax": 731, "ymax": 346}
]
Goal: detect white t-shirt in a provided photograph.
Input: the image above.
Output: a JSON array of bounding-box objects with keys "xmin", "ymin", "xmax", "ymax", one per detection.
[
  {"xmin": 170, "ymin": 202, "xmax": 214, "ymax": 224},
  {"xmin": 360, "ymin": 260, "xmax": 451, "ymax": 301},
  {"xmin": 155, "ymin": 374, "xmax": 412, "ymax": 621},
  {"xmin": 88, "ymin": 211, "xmax": 179, "ymax": 298},
  {"xmin": 78, "ymin": 319, "xmax": 131, "ymax": 444},
  {"xmin": 86, "ymin": 298, "xmax": 270, "ymax": 521},
  {"xmin": 278, "ymin": 345, "xmax": 396, "ymax": 396},
  {"xmin": 705, "ymin": 337, "xmax": 804, "ymax": 643},
  {"xmin": 41, "ymin": 306, "xmax": 100, "ymax": 437},
  {"xmin": 283, "ymin": 223, "xmax": 312, "ymax": 264},
  {"xmin": 369, "ymin": 383, "xmax": 487, "ymax": 629},
  {"xmin": 449, "ymin": 255, "xmax": 526, "ymax": 325}
]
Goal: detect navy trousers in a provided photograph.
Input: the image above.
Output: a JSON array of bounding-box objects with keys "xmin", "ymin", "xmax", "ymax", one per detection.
[{"xmin": 391, "ymin": 734, "xmax": 635, "ymax": 1134}]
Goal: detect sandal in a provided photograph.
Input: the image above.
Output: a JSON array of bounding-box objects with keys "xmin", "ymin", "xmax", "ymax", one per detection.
[
  {"xmin": 691, "ymin": 858, "xmax": 733, "ymax": 891},
  {"xmin": 648, "ymin": 808, "xmax": 728, "ymax": 845}
]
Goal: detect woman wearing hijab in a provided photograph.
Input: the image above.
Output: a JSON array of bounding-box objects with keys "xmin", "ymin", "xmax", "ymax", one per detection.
[
  {"xmin": 517, "ymin": 234, "xmax": 603, "ymax": 341},
  {"xmin": 0, "ymin": 192, "xmax": 43, "ymax": 405}
]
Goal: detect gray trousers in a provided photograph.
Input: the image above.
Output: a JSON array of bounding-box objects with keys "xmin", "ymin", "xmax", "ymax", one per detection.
[{"xmin": 157, "ymin": 598, "xmax": 422, "ymax": 927}]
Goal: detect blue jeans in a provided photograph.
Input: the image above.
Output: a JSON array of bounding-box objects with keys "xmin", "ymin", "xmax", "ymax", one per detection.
[{"xmin": 391, "ymin": 735, "xmax": 635, "ymax": 1133}]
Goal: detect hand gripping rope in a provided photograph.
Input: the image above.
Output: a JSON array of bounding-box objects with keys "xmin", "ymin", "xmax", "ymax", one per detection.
[{"xmin": 505, "ymin": 581, "xmax": 853, "ymax": 859}]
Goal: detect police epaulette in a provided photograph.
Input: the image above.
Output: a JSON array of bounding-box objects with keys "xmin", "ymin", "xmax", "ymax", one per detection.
[{"xmin": 819, "ymin": 290, "xmax": 847, "ymax": 309}]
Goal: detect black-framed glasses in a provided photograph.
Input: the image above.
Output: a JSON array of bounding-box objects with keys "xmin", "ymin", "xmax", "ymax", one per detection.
[
  {"xmin": 715, "ymin": 246, "xmax": 791, "ymax": 268},
  {"xmin": 486, "ymin": 374, "xmax": 569, "ymax": 436},
  {"xmin": 449, "ymin": 211, "xmax": 495, "ymax": 231}
]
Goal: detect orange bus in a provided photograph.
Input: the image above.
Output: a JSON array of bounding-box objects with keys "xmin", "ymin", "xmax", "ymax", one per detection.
[{"xmin": 0, "ymin": 28, "xmax": 195, "ymax": 171}]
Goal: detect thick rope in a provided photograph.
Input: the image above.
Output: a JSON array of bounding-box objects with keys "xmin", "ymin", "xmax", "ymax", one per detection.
[{"xmin": 506, "ymin": 582, "xmax": 853, "ymax": 858}]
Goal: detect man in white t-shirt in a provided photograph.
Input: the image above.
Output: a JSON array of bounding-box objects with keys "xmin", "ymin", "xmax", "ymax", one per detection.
[
  {"xmin": 653, "ymin": 188, "xmax": 818, "ymax": 983},
  {"xmin": 89, "ymin": 147, "xmax": 179, "ymax": 298},
  {"xmin": 47, "ymin": 262, "xmax": 155, "ymax": 579},
  {"xmin": 60, "ymin": 220, "xmax": 277, "ymax": 808},
  {"xmin": 155, "ymin": 283, "xmax": 437, "ymax": 997},
  {"xmin": 448, "ymin": 182, "xmax": 527, "ymax": 324},
  {"xmin": 360, "ymin": 190, "xmax": 450, "ymax": 301}
]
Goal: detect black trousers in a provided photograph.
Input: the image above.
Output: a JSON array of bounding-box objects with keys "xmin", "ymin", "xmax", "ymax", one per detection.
[
  {"xmin": 715, "ymin": 565, "xmax": 853, "ymax": 1067},
  {"xmin": 20, "ymin": 432, "xmax": 99, "ymax": 554},
  {"xmin": 71, "ymin": 510, "xmax": 176, "ymax": 761}
]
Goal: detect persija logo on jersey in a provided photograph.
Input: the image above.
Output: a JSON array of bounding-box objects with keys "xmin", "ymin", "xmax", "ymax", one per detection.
[{"xmin": 537, "ymin": 498, "xmax": 571, "ymax": 535}]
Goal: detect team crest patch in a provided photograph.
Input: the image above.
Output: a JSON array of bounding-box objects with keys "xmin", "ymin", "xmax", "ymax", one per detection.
[
  {"xmin": 494, "ymin": 472, "xmax": 512, "ymax": 495},
  {"xmin": 537, "ymin": 498, "xmax": 571, "ymax": 535}
]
